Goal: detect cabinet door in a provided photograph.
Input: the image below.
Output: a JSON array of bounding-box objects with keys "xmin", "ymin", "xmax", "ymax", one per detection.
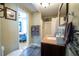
[
  {"xmin": 41, "ymin": 43, "xmax": 65, "ymax": 56},
  {"xmin": 41, "ymin": 43, "xmax": 52, "ymax": 56}
]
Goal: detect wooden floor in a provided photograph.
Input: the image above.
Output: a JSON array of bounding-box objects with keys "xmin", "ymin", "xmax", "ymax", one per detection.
[{"xmin": 20, "ymin": 45, "xmax": 41, "ymax": 56}]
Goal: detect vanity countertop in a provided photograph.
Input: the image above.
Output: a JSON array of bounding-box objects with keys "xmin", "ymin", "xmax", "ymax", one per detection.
[
  {"xmin": 42, "ymin": 37, "xmax": 57, "ymax": 45},
  {"xmin": 42, "ymin": 36, "xmax": 65, "ymax": 46}
]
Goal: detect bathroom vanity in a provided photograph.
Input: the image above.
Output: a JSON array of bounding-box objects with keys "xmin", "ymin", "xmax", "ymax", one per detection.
[{"xmin": 41, "ymin": 37, "xmax": 65, "ymax": 56}]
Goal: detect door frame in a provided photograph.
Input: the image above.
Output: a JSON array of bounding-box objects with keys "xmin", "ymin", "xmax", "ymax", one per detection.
[{"xmin": 17, "ymin": 8, "xmax": 29, "ymax": 49}]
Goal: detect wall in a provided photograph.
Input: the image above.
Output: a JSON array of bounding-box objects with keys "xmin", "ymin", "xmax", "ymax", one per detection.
[
  {"xmin": 43, "ymin": 18, "xmax": 57, "ymax": 37},
  {"xmin": 0, "ymin": 3, "xmax": 33, "ymax": 56},
  {"xmin": 43, "ymin": 17, "xmax": 65, "ymax": 37},
  {"xmin": 32, "ymin": 12, "xmax": 42, "ymax": 46},
  {"xmin": 0, "ymin": 18, "xmax": 2, "ymax": 55},
  {"xmin": 28, "ymin": 13, "xmax": 32, "ymax": 45},
  {"xmin": 1, "ymin": 3, "xmax": 19, "ymax": 55},
  {"xmin": 43, "ymin": 21, "xmax": 52, "ymax": 37},
  {"xmin": 51, "ymin": 17, "xmax": 58, "ymax": 36},
  {"xmin": 69, "ymin": 3, "xmax": 79, "ymax": 29},
  {"xmin": 66, "ymin": 3, "xmax": 79, "ymax": 56}
]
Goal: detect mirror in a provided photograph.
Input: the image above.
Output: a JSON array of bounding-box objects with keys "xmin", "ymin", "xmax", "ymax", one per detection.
[{"xmin": 58, "ymin": 3, "xmax": 68, "ymax": 26}]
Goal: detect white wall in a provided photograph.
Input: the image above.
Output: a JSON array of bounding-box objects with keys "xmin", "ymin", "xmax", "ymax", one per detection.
[
  {"xmin": 69, "ymin": 3, "xmax": 79, "ymax": 29},
  {"xmin": 66, "ymin": 3, "xmax": 79, "ymax": 56},
  {"xmin": 43, "ymin": 17, "xmax": 58, "ymax": 37},
  {"xmin": 0, "ymin": 3, "xmax": 33, "ymax": 56},
  {"xmin": 32, "ymin": 12, "xmax": 43, "ymax": 46},
  {"xmin": 43, "ymin": 17, "xmax": 65, "ymax": 37},
  {"xmin": 0, "ymin": 18, "xmax": 2, "ymax": 56},
  {"xmin": 44, "ymin": 21, "xmax": 52, "ymax": 37},
  {"xmin": 51, "ymin": 18, "xmax": 58, "ymax": 36},
  {"xmin": 1, "ymin": 4, "xmax": 19, "ymax": 55}
]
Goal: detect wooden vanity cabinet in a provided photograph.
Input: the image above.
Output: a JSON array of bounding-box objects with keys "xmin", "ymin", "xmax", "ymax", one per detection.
[{"xmin": 41, "ymin": 37, "xmax": 65, "ymax": 56}]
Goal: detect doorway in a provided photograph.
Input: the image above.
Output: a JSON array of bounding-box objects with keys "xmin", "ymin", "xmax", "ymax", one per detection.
[{"xmin": 17, "ymin": 8, "xmax": 29, "ymax": 50}]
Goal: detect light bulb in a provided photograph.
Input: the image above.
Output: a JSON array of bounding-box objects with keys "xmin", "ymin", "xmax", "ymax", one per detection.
[{"xmin": 40, "ymin": 3, "xmax": 50, "ymax": 8}]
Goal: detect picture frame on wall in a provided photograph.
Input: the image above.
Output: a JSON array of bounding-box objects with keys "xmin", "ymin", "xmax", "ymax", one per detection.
[
  {"xmin": 0, "ymin": 3, "xmax": 5, "ymax": 18},
  {"xmin": 31, "ymin": 25, "xmax": 40, "ymax": 36},
  {"xmin": 5, "ymin": 7, "xmax": 17, "ymax": 21}
]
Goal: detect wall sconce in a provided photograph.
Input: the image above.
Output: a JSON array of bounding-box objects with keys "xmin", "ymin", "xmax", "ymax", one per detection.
[{"xmin": 0, "ymin": 3, "xmax": 5, "ymax": 18}]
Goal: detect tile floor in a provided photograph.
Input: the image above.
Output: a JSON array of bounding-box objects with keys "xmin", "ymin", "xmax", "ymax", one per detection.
[
  {"xmin": 20, "ymin": 45, "xmax": 41, "ymax": 56},
  {"xmin": 7, "ymin": 42, "xmax": 41, "ymax": 56}
]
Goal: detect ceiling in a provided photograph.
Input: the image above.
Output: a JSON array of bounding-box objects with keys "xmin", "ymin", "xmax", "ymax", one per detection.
[
  {"xmin": 34, "ymin": 3, "xmax": 66, "ymax": 17},
  {"xmin": 21, "ymin": 3, "xmax": 66, "ymax": 18}
]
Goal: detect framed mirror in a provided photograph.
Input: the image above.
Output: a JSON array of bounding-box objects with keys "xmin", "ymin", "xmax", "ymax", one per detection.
[{"xmin": 58, "ymin": 3, "xmax": 68, "ymax": 26}]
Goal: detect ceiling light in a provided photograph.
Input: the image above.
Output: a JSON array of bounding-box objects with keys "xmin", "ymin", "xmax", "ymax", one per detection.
[{"xmin": 40, "ymin": 3, "xmax": 50, "ymax": 8}]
